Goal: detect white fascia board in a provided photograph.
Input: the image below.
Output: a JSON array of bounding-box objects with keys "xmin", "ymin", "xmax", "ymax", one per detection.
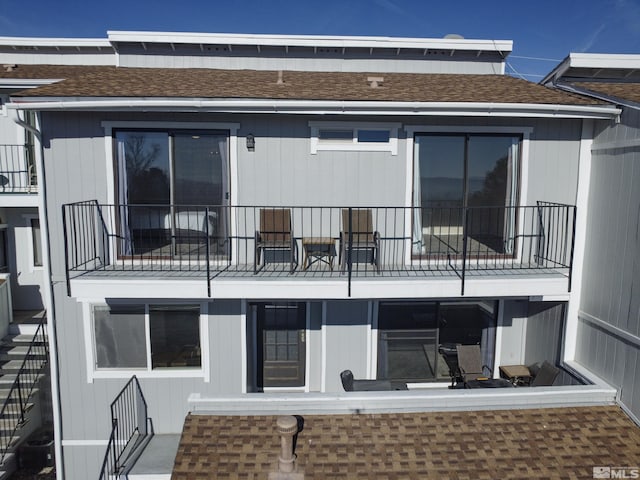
[
  {"xmin": 567, "ymin": 52, "xmax": 640, "ymax": 69},
  {"xmin": 0, "ymin": 36, "xmax": 111, "ymax": 48},
  {"xmin": 107, "ymin": 30, "xmax": 512, "ymax": 53},
  {"xmin": 6, "ymin": 98, "xmax": 620, "ymax": 119},
  {"xmin": 542, "ymin": 53, "xmax": 640, "ymax": 85},
  {"xmin": 0, "ymin": 79, "xmax": 61, "ymax": 89}
]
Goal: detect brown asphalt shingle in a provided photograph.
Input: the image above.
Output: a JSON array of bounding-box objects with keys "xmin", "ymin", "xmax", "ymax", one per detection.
[
  {"xmin": 172, "ymin": 406, "xmax": 640, "ymax": 480},
  {"xmin": 5, "ymin": 64, "xmax": 603, "ymax": 105},
  {"xmin": 572, "ymin": 81, "xmax": 640, "ymax": 105}
]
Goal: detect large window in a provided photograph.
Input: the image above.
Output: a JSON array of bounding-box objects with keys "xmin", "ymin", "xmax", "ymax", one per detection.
[
  {"xmin": 413, "ymin": 133, "xmax": 521, "ymax": 255},
  {"xmin": 115, "ymin": 130, "xmax": 229, "ymax": 256},
  {"xmin": 93, "ymin": 304, "xmax": 201, "ymax": 371},
  {"xmin": 377, "ymin": 301, "xmax": 496, "ymax": 383}
]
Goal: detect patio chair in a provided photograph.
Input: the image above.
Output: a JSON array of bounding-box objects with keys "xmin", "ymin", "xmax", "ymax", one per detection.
[
  {"xmin": 456, "ymin": 344, "xmax": 493, "ymax": 385},
  {"xmin": 254, "ymin": 208, "xmax": 297, "ymax": 273},
  {"xmin": 529, "ymin": 360, "xmax": 560, "ymax": 387},
  {"xmin": 339, "ymin": 369, "xmax": 406, "ymax": 391},
  {"xmin": 339, "ymin": 209, "xmax": 380, "ymax": 273},
  {"xmin": 438, "ymin": 343, "xmax": 463, "ymax": 388}
]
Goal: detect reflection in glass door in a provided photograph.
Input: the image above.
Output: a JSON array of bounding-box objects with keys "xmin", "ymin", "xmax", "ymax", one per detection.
[
  {"xmin": 413, "ymin": 134, "xmax": 520, "ymax": 256},
  {"xmin": 116, "ymin": 130, "xmax": 230, "ymax": 257}
]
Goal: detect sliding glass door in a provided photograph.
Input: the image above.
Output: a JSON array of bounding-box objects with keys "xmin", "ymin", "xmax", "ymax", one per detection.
[
  {"xmin": 413, "ymin": 133, "xmax": 520, "ymax": 256},
  {"xmin": 116, "ymin": 130, "xmax": 229, "ymax": 257}
]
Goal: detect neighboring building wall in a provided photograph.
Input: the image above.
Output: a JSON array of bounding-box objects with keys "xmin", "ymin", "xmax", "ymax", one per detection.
[
  {"xmin": 576, "ymin": 107, "xmax": 640, "ymax": 422},
  {"xmin": 0, "ymin": 207, "xmax": 44, "ymax": 310}
]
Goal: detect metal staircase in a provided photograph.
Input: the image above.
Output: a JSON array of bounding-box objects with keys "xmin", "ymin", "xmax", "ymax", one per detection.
[{"xmin": 0, "ymin": 312, "xmax": 49, "ymax": 479}]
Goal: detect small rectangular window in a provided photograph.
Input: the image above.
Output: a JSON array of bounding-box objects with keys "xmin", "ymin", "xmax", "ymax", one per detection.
[
  {"xmin": 357, "ymin": 130, "xmax": 390, "ymax": 143},
  {"xmin": 309, "ymin": 122, "xmax": 399, "ymax": 155},
  {"xmin": 318, "ymin": 129, "xmax": 353, "ymax": 142},
  {"xmin": 30, "ymin": 218, "xmax": 42, "ymax": 267}
]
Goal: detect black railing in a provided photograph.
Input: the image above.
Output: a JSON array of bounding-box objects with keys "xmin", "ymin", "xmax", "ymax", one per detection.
[
  {"xmin": 0, "ymin": 144, "xmax": 37, "ymax": 193},
  {"xmin": 98, "ymin": 375, "xmax": 150, "ymax": 480},
  {"xmin": 63, "ymin": 202, "xmax": 576, "ymax": 296},
  {"xmin": 0, "ymin": 314, "xmax": 48, "ymax": 464}
]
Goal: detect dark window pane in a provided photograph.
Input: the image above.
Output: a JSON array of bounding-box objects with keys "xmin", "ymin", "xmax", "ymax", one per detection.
[
  {"xmin": 150, "ymin": 305, "xmax": 201, "ymax": 368},
  {"xmin": 357, "ymin": 130, "xmax": 389, "ymax": 143},
  {"xmin": 31, "ymin": 218, "xmax": 42, "ymax": 267},
  {"xmin": 94, "ymin": 306, "xmax": 146, "ymax": 369},
  {"xmin": 319, "ymin": 129, "xmax": 353, "ymax": 141}
]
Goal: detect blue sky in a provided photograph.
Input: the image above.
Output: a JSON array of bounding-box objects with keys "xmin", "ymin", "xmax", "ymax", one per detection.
[{"xmin": 0, "ymin": 0, "xmax": 639, "ymax": 81}]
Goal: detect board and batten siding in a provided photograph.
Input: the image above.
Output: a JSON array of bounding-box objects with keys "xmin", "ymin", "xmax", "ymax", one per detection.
[
  {"xmin": 116, "ymin": 50, "xmax": 504, "ymax": 74},
  {"xmin": 576, "ymin": 107, "xmax": 640, "ymax": 422}
]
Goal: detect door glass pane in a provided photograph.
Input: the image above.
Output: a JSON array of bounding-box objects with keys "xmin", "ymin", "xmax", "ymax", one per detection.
[
  {"xmin": 116, "ymin": 132, "xmax": 170, "ymax": 255},
  {"xmin": 31, "ymin": 218, "xmax": 42, "ymax": 267},
  {"xmin": 172, "ymin": 133, "xmax": 229, "ymax": 256},
  {"xmin": 173, "ymin": 133, "xmax": 226, "ymax": 206},
  {"xmin": 149, "ymin": 305, "xmax": 201, "ymax": 369},
  {"xmin": 377, "ymin": 302, "xmax": 438, "ymax": 382},
  {"xmin": 467, "ymin": 136, "xmax": 519, "ymax": 253},
  {"xmin": 94, "ymin": 305, "xmax": 146, "ymax": 369},
  {"xmin": 258, "ymin": 302, "xmax": 306, "ymax": 388},
  {"xmin": 414, "ymin": 135, "xmax": 465, "ymax": 255}
]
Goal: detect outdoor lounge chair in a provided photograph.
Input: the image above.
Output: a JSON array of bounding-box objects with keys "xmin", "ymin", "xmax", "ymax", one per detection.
[
  {"xmin": 339, "ymin": 369, "xmax": 406, "ymax": 391},
  {"xmin": 456, "ymin": 344, "xmax": 493, "ymax": 385},
  {"xmin": 529, "ymin": 360, "xmax": 560, "ymax": 387},
  {"xmin": 339, "ymin": 209, "xmax": 380, "ymax": 272},
  {"xmin": 254, "ymin": 208, "xmax": 296, "ymax": 273},
  {"xmin": 438, "ymin": 343, "xmax": 463, "ymax": 388}
]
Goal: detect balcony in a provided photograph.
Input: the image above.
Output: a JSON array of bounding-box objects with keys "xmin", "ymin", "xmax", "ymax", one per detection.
[
  {"xmin": 62, "ymin": 202, "xmax": 576, "ymax": 298},
  {"xmin": 0, "ymin": 145, "xmax": 37, "ymax": 194}
]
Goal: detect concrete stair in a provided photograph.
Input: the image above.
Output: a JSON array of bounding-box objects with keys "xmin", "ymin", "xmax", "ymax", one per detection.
[{"xmin": 0, "ymin": 312, "xmax": 49, "ymax": 479}]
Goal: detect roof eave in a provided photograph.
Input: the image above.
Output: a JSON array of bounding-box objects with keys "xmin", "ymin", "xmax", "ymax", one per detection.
[{"xmin": 6, "ymin": 98, "xmax": 620, "ymax": 119}]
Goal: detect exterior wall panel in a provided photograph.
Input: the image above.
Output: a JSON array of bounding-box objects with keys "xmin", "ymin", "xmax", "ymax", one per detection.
[
  {"xmin": 324, "ymin": 300, "xmax": 370, "ymax": 392},
  {"xmin": 576, "ymin": 108, "xmax": 640, "ymax": 422}
]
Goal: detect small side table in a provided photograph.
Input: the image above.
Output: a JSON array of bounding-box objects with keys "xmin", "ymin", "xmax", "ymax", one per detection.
[
  {"xmin": 302, "ymin": 237, "xmax": 336, "ymax": 270},
  {"xmin": 499, "ymin": 365, "xmax": 532, "ymax": 386}
]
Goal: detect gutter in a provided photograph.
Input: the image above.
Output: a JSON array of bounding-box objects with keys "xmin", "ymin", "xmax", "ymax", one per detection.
[
  {"xmin": 7, "ymin": 99, "xmax": 621, "ymax": 119},
  {"xmin": 11, "ymin": 109, "xmax": 66, "ymax": 480}
]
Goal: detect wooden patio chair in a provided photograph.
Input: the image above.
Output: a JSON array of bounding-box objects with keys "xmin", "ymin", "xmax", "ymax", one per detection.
[
  {"xmin": 456, "ymin": 344, "xmax": 493, "ymax": 385},
  {"xmin": 339, "ymin": 209, "xmax": 380, "ymax": 272},
  {"xmin": 254, "ymin": 208, "xmax": 296, "ymax": 273}
]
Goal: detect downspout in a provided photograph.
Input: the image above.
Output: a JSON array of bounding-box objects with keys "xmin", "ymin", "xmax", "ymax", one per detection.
[{"xmin": 11, "ymin": 108, "xmax": 65, "ymax": 480}]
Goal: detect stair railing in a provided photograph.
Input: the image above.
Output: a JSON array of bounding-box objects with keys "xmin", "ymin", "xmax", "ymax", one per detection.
[
  {"xmin": 0, "ymin": 313, "xmax": 49, "ymax": 465},
  {"xmin": 98, "ymin": 375, "xmax": 150, "ymax": 480}
]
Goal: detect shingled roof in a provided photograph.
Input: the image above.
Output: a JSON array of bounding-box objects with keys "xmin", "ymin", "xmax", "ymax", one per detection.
[
  {"xmin": 5, "ymin": 65, "xmax": 605, "ymax": 105},
  {"xmin": 571, "ymin": 81, "xmax": 640, "ymax": 105},
  {"xmin": 172, "ymin": 406, "xmax": 640, "ymax": 480}
]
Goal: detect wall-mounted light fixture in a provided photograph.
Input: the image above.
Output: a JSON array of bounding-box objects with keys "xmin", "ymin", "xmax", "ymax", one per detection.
[{"xmin": 246, "ymin": 133, "xmax": 255, "ymax": 151}]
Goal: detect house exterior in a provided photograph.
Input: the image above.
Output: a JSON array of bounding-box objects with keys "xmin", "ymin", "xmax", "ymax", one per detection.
[
  {"xmin": 0, "ymin": 33, "xmax": 632, "ymax": 479},
  {"xmin": 543, "ymin": 53, "xmax": 640, "ymax": 427}
]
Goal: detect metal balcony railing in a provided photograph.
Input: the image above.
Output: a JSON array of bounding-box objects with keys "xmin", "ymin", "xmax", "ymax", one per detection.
[
  {"xmin": 62, "ymin": 202, "xmax": 576, "ymax": 296},
  {"xmin": 98, "ymin": 375, "xmax": 150, "ymax": 480},
  {"xmin": 0, "ymin": 144, "xmax": 37, "ymax": 193}
]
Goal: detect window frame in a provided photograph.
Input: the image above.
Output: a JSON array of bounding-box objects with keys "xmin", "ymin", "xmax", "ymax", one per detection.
[
  {"xmin": 85, "ymin": 301, "xmax": 209, "ymax": 382},
  {"xmin": 309, "ymin": 121, "xmax": 400, "ymax": 155},
  {"xmin": 23, "ymin": 214, "xmax": 43, "ymax": 271}
]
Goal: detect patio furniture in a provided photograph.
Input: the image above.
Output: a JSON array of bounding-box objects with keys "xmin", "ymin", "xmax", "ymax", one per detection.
[
  {"xmin": 529, "ymin": 360, "xmax": 560, "ymax": 387},
  {"xmin": 339, "ymin": 209, "xmax": 380, "ymax": 272},
  {"xmin": 438, "ymin": 343, "xmax": 463, "ymax": 388},
  {"xmin": 456, "ymin": 344, "xmax": 493, "ymax": 385},
  {"xmin": 499, "ymin": 364, "xmax": 532, "ymax": 386},
  {"xmin": 302, "ymin": 237, "xmax": 336, "ymax": 270},
  {"xmin": 254, "ymin": 208, "xmax": 297, "ymax": 273},
  {"xmin": 464, "ymin": 378, "xmax": 513, "ymax": 389},
  {"xmin": 339, "ymin": 370, "xmax": 406, "ymax": 391}
]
